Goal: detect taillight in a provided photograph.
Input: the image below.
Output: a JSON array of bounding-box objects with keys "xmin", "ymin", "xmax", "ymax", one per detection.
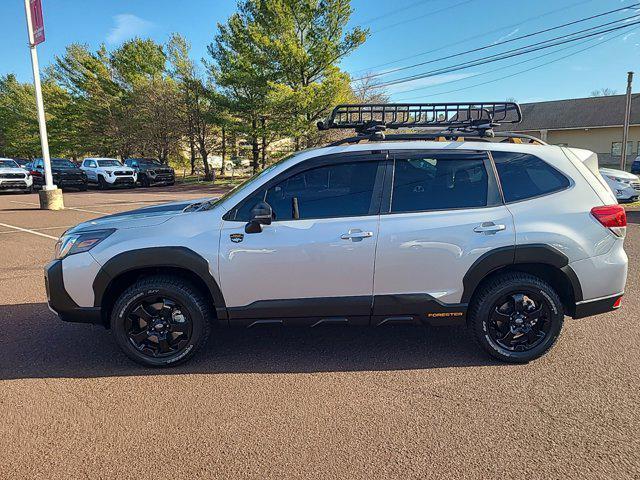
[
  {"xmin": 30, "ymin": 170, "xmax": 42, "ymax": 177},
  {"xmin": 591, "ymin": 205, "xmax": 627, "ymax": 237}
]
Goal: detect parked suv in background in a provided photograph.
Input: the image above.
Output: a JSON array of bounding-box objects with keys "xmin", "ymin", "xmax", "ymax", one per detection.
[
  {"xmin": 80, "ymin": 158, "xmax": 136, "ymax": 189},
  {"xmin": 0, "ymin": 158, "xmax": 32, "ymax": 193},
  {"xmin": 600, "ymin": 167, "xmax": 640, "ymax": 203},
  {"xmin": 631, "ymin": 155, "xmax": 640, "ymax": 175},
  {"xmin": 30, "ymin": 158, "xmax": 87, "ymax": 191},
  {"xmin": 124, "ymin": 158, "xmax": 175, "ymax": 187},
  {"xmin": 44, "ymin": 103, "xmax": 628, "ymax": 367}
]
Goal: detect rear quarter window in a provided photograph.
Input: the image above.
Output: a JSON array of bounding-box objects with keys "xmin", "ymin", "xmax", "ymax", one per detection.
[{"xmin": 492, "ymin": 151, "xmax": 570, "ymax": 203}]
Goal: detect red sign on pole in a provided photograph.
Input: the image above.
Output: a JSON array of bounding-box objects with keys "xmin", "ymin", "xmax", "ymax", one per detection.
[{"xmin": 30, "ymin": 0, "xmax": 45, "ymax": 45}]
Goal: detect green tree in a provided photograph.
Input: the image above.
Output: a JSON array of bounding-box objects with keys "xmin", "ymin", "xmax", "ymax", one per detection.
[{"xmin": 0, "ymin": 75, "xmax": 41, "ymax": 158}]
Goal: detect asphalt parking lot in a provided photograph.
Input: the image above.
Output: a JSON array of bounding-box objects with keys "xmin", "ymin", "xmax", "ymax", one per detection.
[{"xmin": 0, "ymin": 186, "xmax": 639, "ymax": 480}]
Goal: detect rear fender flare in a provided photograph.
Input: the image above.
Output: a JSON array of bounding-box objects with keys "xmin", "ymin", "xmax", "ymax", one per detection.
[{"xmin": 461, "ymin": 244, "xmax": 583, "ymax": 303}]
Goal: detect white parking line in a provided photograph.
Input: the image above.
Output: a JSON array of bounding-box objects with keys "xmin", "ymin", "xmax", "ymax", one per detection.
[
  {"xmin": 9, "ymin": 200, "xmax": 109, "ymax": 215},
  {"xmin": 0, "ymin": 222, "xmax": 58, "ymax": 240},
  {"xmin": 0, "ymin": 225, "xmax": 71, "ymax": 235}
]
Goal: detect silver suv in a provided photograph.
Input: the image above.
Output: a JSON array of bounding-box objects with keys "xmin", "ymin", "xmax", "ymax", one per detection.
[{"xmin": 44, "ymin": 103, "xmax": 628, "ymax": 367}]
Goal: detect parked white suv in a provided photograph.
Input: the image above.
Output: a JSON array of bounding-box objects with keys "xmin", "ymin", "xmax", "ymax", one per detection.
[
  {"xmin": 44, "ymin": 103, "xmax": 628, "ymax": 367},
  {"xmin": 80, "ymin": 158, "xmax": 136, "ymax": 189},
  {"xmin": 0, "ymin": 158, "xmax": 33, "ymax": 193},
  {"xmin": 600, "ymin": 167, "xmax": 640, "ymax": 202}
]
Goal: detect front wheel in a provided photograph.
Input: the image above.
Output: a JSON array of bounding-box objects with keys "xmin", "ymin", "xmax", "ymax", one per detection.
[
  {"xmin": 468, "ymin": 273, "xmax": 564, "ymax": 363},
  {"xmin": 97, "ymin": 175, "xmax": 107, "ymax": 190},
  {"xmin": 111, "ymin": 275, "xmax": 212, "ymax": 367}
]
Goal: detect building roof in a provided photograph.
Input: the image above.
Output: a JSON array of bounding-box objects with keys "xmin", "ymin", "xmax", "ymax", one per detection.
[{"xmin": 496, "ymin": 94, "xmax": 640, "ymax": 131}]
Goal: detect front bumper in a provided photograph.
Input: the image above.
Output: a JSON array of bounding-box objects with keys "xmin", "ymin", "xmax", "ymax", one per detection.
[
  {"xmin": 106, "ymin": 176, "xmax": 136, "ymax": 186},
  {"xmin": 613, "ymin": 184, "xmax": 639, "ymax": 202},
  {"xmin": 0, "ymin": 177, "xmax": 32, "ymax": 190},
  {"xmin": 54, "ymin": 177, "xmax": 87, "ymax": 188},
  {"xmin": 44, "ymin": 259, "xmax": 102, "ymax": 325},
  {"xmin": 150, "ymin": 173, "xmax": 175, "ymax": 184}
]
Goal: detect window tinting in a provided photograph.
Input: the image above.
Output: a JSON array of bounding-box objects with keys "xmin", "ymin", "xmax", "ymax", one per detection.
[
  {"xmin": 492, "ymin": 151, "xmax": 569, "ymax": 203},
  {"xmin": 391, "ymin": 157, "xmax": 488, "ymax": 213},
  {"xmin": 236, "ymin": 161, "xmax": 379, "ymax": 221}
]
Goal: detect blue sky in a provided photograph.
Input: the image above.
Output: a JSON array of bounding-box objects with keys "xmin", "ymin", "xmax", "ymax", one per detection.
[{"xmin": 1, "ymin": 0, "xmax": 639, "ymax": 103}]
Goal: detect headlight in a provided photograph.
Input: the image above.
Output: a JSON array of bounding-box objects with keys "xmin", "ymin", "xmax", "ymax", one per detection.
[
  {"xmin": 54, "ymin": 229, "xmax": 115, "ymax": 259},
  {"xmin": 105, "ymin": 171, "xmax": 113, "ymax": 177},
  {"xmin": 148, "ymin": 170, "xmax": 155, "ymax": 175},
  {"xmin": 606, "ymin": 175, "xmax": 626, "ymax": 183}
]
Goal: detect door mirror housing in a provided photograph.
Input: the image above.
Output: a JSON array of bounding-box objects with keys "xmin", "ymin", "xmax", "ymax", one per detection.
[{"xmin": 245, "ymin": 202, "xmax": 273, "ymax": 234}]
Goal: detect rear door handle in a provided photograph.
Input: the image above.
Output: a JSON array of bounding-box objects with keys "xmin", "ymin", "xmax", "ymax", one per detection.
[
  {"xmin": 341, "ymin": 229, "xmax": 373, "ymax": 241},
  {"xmin": 473, "ymin": 222, "xmax": 506, "ymax": 234}
]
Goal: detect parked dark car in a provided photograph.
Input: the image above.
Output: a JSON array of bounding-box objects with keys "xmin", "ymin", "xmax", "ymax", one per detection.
[
  {"xmin": 124, "ymin": 158, "xmax": 175, "ymax": 187},
  {"xmin": 13, "ymin": 158, "xmax": 31, "ymax": 169},
  {"xmin": 31, "ymin": 158, "xmax": 88, "ymax": 191},
  {"xmin": 631, "ymin": 156, "xmax": 640, "ymax": 175}
]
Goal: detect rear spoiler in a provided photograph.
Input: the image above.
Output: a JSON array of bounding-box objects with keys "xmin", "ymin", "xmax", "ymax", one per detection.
[{"xmin": 562, "ymin": 147, "xmax": 616, "ymax": 204}]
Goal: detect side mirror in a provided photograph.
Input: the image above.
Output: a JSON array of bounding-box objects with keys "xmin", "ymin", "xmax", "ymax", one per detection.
[{"xmin": 245, "ymin": 202, "xmax": 273, "ymax": 234}]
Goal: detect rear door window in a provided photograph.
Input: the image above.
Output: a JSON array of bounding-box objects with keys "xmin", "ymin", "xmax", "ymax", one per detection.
[
  {"xmin": 391, "ymin": 155, "xmax": 489, "ymax": 213},
  {"xmin": 492, "ymin": 151, "xmax": 569, "ymax": 203}
]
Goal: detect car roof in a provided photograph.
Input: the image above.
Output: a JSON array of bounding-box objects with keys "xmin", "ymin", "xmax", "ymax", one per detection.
[{"xmin": 290, "ymin": 140, "xmax": 565, "ymax": 162}]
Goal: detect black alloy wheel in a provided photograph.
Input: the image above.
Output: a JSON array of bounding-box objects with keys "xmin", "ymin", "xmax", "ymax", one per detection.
[
  {"xmin": 487, "ymin": 291, "xmax": 551, "ymax": 352},
  {"xmin": 111, "ymin": 275, "xmax": 212, "ymax": 367},
  {"xmin": 125, "ymin": 295, "xmax": 193, "ymax": 358},
  {"xmin": 468, "ymin": 272, "xmax": 564, "ymax": 363}
]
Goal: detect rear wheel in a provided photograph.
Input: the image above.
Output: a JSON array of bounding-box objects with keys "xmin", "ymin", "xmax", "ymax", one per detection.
[
  {"xmin": 111, "ymin": 275, "xmax": 212, "ymax": 367},
  {"xmin": 468, "ymin": 273, "xmax": 564, "ymax": 363}
]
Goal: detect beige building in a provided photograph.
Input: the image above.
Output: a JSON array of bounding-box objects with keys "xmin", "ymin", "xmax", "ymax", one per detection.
[{"xmin": 497, "ymin": 94, "xmax": 640, "ymax": 169}]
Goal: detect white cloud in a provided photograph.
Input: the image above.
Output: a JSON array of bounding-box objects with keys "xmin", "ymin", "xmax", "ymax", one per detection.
[
  {"xmin": 107, "ymin": 14, "xmax": 154, "ymax": 45},
  {"xmin": 387, "ymin": 73, "xmax": 476, "ymax": 95},
  {"xmin": 623, "ymin": 32, "xmax": 637, "ymax": 41},
  {"xmin": 493, "ymin": 28, "xmax": 520, "ymax": 45}
]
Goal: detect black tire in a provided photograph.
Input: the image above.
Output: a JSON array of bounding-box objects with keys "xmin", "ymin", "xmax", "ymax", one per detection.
[
  {"xmin": 24, "ymin": 185, "xmax": 33, "ymax": 194},
  {"xmin": 468, "ymin": 272, "xmax": 564, "ymax": 363},
  {"xmin": 97, "ymin": 175, "xmax": 107, "ymax": 190},
  {"xmin": 110, "ymin": 275, "xmax": 212, "ymax": 367},
  {"xmin": 140, "ymin": 174, "xmax": 150, "ymax": 188}
]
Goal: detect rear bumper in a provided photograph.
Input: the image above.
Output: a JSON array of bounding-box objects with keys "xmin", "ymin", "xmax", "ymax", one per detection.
[
  {"xmin": 44, "ymin": 259, "xmax": 102, "ymax": 325},
  {"xmin": 573, "ymin": 293, "xmax": 623, "ymax": 319}
]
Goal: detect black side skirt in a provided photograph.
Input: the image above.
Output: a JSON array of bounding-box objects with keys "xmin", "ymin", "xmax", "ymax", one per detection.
[{"xmin": 226, "ymin": 294, "xmax": 467, "ymax": 328}]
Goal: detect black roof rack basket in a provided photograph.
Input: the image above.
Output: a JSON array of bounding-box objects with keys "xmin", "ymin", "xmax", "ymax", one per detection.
[{"xmin": 317, "ymin": 102, "xmax": 522, "ymax": 136}]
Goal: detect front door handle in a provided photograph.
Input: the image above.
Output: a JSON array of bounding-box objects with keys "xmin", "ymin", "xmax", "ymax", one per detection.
[
  {"xmin": 340, "ymin": 229, "xmax": 373, "ymax": 241},
  {"xmin": 473, "ymin": 222, "xmax": 506, "ymax": 234}
]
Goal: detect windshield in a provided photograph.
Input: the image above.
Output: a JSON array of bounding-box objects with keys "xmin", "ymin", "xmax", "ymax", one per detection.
[
  {"xmin": 198, "ymin": 154, "xmax": 297, "ymax": 211},
  {"xmin": 0, "ymin": 159, "xmax": 19, "ymax": 168},
  {"xmin": 97, "ymin": 160, "xmax": 122, "ymax": 167},
  {"xmin": 137, "ymin": 159, "xmax": 162, "ymax": 166},
  {"xmin": 52, "ymin": 159, "xmax": 77, "ymax": 168}
]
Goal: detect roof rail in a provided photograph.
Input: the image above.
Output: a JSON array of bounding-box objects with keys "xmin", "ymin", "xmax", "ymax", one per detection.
[
  {"xmin": 317, "ymin": 102, "xmax": 522, "ymax": 137},
  {"xmin": 328, "ymin": 131, "xmax": 547, "ymax": 147}
]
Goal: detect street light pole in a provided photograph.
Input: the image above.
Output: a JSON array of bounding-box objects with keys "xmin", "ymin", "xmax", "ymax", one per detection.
[
  {"xmin": 621, "ymin": 71, "xmax": 634, "ymax": 171},
  {"xmin": 23, "ymin": 0, "xmax": 63, "ymax": 210}
]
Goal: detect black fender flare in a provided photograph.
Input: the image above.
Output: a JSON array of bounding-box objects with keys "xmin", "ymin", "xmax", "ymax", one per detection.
[
  {"xmin": 93, "ymin": 246, "xmax": 227, "ymax": 319},
  {"xmin": 461, "ymin": 244, "xmax": 583, "ymax": 303}
]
